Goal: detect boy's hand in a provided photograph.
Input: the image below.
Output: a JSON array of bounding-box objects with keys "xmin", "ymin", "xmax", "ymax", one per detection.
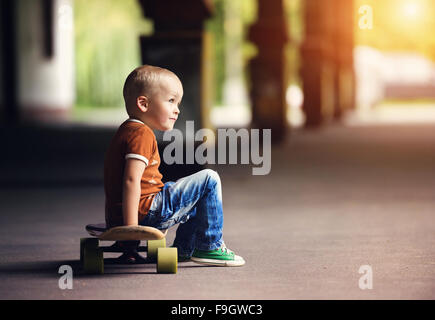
[{"xmin": 122, "ymin": 158, "xmax": 146, "ymax": 226}]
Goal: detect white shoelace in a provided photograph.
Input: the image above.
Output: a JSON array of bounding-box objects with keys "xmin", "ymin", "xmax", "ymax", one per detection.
[{"xmin": 218, "ymin": 242, "xmax": 234, "ymax": 255}]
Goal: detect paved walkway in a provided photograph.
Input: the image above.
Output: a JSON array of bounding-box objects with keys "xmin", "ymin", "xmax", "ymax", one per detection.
[{"xmin": 0, "ymin": 121, "xmax": 434, "ymax": 299}]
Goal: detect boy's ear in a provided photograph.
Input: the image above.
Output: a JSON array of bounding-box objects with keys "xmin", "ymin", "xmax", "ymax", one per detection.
[{"xmin": 136, "ymin": 96, "xmax": 149, "ymax": 112}]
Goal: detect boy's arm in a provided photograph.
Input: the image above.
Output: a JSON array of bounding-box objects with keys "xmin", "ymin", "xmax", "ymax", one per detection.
[{"xmin": 122, "ymin": 158, "xmax": 146, "ymax": 226}]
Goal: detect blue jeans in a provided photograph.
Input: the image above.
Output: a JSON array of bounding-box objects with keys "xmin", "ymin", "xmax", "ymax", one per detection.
[{"xmin": 139, "ymin": 169, "xmax": 224, "ymax": 257}]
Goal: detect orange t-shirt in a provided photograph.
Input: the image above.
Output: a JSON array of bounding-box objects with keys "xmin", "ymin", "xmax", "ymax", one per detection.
[{"xmin": 104, "ymin": 119, "xmax": 164, "ymax": 228}]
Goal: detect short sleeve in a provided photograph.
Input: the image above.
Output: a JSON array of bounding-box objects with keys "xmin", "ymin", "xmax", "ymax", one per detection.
[{"xmin": 125, "ymin": 128, "xmax": 154, "ymax": 166}]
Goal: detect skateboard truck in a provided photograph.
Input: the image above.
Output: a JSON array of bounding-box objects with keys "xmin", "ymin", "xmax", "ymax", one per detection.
[{"xmin": 109, "ymin": 241, "xmax": 146, "ymax": 264}]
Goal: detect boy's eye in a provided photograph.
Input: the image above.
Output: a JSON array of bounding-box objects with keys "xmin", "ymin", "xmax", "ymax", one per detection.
[{"xmin": 169, "ymin": 98, "xmax": 175, "ymax": 103}]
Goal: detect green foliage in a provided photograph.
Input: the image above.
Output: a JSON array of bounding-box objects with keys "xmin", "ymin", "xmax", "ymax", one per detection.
[
  {"xmin": 284, "ymin": 0, "xmax": 303, "ymax": 44},
  {"xmin": 73, "ymin": 0, "xmax": 304, "ymax": 108},
  {"xmin": 205, "ymin": 0, "xmax": 226, "ymax": 105},
  {"xmin": 74, "ymin": 0, "xmax": 152, "ymax": 108},
  {"xmin": 240, "ymin": 0, "xmax": 258, "ymax": 69},
  {"xmin": 284, "ymin": 0, "xmax": 303, "ymax": 86},
  {"xmin": 206, "ymin": 0, "xmax": 261, "ymax": 105}
]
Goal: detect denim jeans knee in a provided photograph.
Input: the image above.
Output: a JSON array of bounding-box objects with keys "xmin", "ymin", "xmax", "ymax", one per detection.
[{"xmin": 140, "ymin": 169, "xmax": 224, "ymax": 256}]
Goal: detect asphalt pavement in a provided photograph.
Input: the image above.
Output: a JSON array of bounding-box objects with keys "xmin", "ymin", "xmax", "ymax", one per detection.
[{"xmin": 0, "ymin": 122, "xmax": 434, "ymax": 299}]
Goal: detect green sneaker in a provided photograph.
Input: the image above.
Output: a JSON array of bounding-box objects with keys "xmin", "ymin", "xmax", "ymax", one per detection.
[{"xmin": 191, "ymin": 243, "xmax": 245, "ymax": 267}]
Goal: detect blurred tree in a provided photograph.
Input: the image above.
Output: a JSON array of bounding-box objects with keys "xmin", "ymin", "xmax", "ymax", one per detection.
[
  {"xmin": 284, "ymin": 0, "xmax": 303, "ymax": 86},
  {"xmin": 74, "ymin": 0, "xmax": 152, "ymax": 108},
  {"xmin": 205, "ymin": 0, "xmax": 258, "ymax": 106},
  {"xmin": 205, "ymin": 0, "xmax": 226, "ymax": 105},
  {"xmin": 73, "ymin": 0, "xmax": 304, "ymax": 109}
]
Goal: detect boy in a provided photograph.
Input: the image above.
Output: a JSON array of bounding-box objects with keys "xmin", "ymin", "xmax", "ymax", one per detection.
[{"xmin": 104, "ymin": 65, "xmax": 245, "ymax": 267}]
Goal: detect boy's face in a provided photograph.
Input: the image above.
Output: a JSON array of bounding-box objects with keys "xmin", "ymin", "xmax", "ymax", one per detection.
[{"xmin": 143, "ymin": 75, "xmax": 183, "ymax": 131}]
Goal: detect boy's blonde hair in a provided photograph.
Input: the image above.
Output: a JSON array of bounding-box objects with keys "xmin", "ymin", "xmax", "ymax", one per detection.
[{"xmin": 123, "ymin": 65, "xmax": 177, "ymax": 115}]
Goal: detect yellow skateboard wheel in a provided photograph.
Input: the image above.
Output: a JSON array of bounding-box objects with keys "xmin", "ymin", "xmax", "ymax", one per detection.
[
  {"xmin": 83, "ymin": 247, "xmax": 104, "ymax": 274},
  {"xmin": 157, "ymin": 247, "xmax": 178, "ymax": 274},
  {"xmin": 147, "ymin": 238, "xmax": 166, "ymax": 261},
  {"xmin": 80, "ymin": 238, "xmax": 98, "ymax": 263}
]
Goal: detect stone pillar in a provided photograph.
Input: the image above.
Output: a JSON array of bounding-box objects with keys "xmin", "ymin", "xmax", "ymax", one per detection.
[
  {"xmin": 16, "ymin": 0, "xmax": 75, "ymax": 123},
  {"xmin": 138, "ymin": 0, "xmax": 214, "ymax": 180},
  {"xmin": 328, "ymin": 0, "xmax": 356, "ymax": 120},
  {"xmin": 0, "ymin": 0, "xmax": 19, "ymax": 125},
  {"xmin": 300, "ymin": 0, "xmax": 336, "ymax": 127},
  {"xmin": 332, "ymin": 0, "xmax": 355, "ymax": 119},
  {"xmin": 138, "ymin": 0, "xmax": 214, "ymax": 143},
  {"xmin": 248, "ymin": 0, "xmax": 288, "ymax": 143}
]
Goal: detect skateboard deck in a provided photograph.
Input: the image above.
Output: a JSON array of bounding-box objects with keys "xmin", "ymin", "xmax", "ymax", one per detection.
[{"xmin": 85, "ymin": 223, "xmax": 168, "ymax": 241}]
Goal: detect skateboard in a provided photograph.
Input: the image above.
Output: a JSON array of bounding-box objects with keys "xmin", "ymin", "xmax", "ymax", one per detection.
[{"xmin": 80, "ymin": 223, "xmax": 178, "ymax": 274}]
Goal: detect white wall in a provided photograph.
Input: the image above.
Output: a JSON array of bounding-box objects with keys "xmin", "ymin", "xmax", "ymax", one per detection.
[
  {"xmin": 354, "ymin": 46, "xmax": 385, "ymax": 110},
  {"xmin": 17, "ymin": 0, "xmax": 74, "ymax": 114},
  {"xmin": 354, "ymin": 45, "xmax": 435, "ymax": 109}
]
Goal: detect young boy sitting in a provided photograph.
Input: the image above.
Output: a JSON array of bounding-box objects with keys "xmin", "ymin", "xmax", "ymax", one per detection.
[{"xmin": 104, "ymin": 65, "xmax": 245, "ymax": 267}]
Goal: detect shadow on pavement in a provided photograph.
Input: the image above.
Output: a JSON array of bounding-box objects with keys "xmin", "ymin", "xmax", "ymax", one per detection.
[{"xmin": 0, "ymin": 259, "xmax": 209, "ymax": 280}]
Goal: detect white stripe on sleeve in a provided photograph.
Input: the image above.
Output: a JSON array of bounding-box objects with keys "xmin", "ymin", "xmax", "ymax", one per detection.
[{"xmin": 125, "ymin": 153, "xmax": 149, "ymax": 166}]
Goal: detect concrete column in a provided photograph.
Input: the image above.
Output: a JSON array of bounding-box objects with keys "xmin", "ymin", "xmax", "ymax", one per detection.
[
  {"xmin": 0, "ymin": 0, "xmax": 19, "ymax": 125},
  {"xmin": 300, "ymin": 0, "xmax": 335, "ymax": 127},
  {"xmin": 138, "ymin": 0, "xmax": 214, "ymax": 143},
  {"xmin": 248, "ymin": 0, "xmax": 288, "ymax": 142},
  {"xmin": 16, "ymin": 0, "xmax": 75, "ymax": 123},
  {"xmin": 332, "ymin": 0, "xmax": 356, "ymax": 120},
  {"xmin": 137, "ymin": 0, "xmax": 214, "ymax": 180},
  {"xmin": 340, "ymin": 0, "xmax": 356, "ymax": 114}
]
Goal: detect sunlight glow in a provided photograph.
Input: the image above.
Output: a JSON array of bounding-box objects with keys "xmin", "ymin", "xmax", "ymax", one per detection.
[{"xmin": 402, "ymin": 1, "xmax": 422, "ymax": 19}]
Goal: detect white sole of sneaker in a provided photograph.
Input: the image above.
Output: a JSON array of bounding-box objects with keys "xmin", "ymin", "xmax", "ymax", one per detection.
[{"xmin": 191, "ymin": 255, "xmax": 245, "ymax": 267}]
